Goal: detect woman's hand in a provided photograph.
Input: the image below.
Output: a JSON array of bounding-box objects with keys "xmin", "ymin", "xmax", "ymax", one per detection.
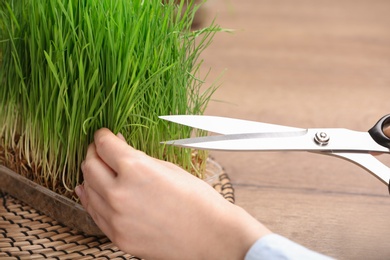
[{"xmin": 76, "ymin": 128, "xmax": 271, "ymax": 260}]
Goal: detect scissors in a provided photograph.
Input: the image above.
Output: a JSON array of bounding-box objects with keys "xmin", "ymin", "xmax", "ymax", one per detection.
[{"xmin": 160, "ymin": 114, "xmax": 390, "ymax": 193}]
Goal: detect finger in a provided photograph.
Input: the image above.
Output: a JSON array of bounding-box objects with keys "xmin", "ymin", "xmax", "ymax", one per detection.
[
  {"xmin": 75, "ymin": 184, "xmax": 88, "ymax": 209},
  {"xmin": 75, "ymin": 184, "xmax": 113, "ymax": 238},
  {"xmin": 95, "ymin": 128, "xmax": 190, "ymax": 181},
  {"xmin": 117, "ymin": 132, "xmax": 127, "ymax": 143},
  {"xmin": 84, "ymin": 181, "xmax": 112, "ymax": 222},
  {"xmin": 384, "ymin": 124, "xmax": 390, "ymax": 138},
  {"xmin": 82, "ymin": 142, "xmax": 117, "ymax": 196},
  {"xmin": 94, "ymin": 128, "xmax": 138, "ymax": 174}
]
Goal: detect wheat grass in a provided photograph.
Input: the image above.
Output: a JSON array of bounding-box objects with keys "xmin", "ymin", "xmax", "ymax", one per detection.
[{"xmin": 0, "ymin": 0, "xmax": 221, "ymax": 199}]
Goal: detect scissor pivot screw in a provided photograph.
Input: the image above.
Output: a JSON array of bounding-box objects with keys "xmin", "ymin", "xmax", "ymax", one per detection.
[{"xmin": 314, "ymin": 132, "xmax": 330, "ymax": 146}]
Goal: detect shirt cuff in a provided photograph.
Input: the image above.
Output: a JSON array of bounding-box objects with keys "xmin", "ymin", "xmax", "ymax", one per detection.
[{"xmin": 245, "ymin": 233, "xmax": 334, "ymax": 260}]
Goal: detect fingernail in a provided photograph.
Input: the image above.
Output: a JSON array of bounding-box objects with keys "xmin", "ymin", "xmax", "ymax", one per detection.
[
  {"xmin": 81, "ymin": 160, "xmax": 85, "ymax": 172},
  {"xmin": 75, "ymin": 185, "xmax": 83, "ymax": 197},
  {"xmin": 117, "ymin": 132, "xmax": 126, "ymax": 142}
]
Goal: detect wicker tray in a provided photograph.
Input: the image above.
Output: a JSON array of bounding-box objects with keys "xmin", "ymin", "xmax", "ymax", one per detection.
[{"xmin": 0, "ymin": 161, "xmax": 234, "ymax": 259}]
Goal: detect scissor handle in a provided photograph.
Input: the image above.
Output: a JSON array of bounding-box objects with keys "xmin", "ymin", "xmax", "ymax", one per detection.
[
  {"xmin": 368, "ymin": 114, "xmax": 390, "ymax": 149},
  {"xmin": 367, "ymin": 114, "xmax": 390, "ymax": 195}
]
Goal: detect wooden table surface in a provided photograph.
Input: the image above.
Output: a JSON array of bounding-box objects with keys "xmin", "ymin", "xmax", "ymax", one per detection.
[{"xmin": 199, "ymin": 1, "xmax": 390, "ymax": 259}]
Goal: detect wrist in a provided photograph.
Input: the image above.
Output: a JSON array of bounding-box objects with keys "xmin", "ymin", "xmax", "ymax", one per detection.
[{"xmin": 206, "ymin": 203, "xmax": 271, "ymax": 260}]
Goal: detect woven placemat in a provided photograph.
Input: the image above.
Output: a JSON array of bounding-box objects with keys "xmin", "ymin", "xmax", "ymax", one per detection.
[{"xmin": 0, "ymin": 172, "xmax": 234, "ymax": 259}]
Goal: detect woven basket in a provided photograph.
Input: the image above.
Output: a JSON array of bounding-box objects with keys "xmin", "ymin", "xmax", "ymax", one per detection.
[{"xmin": 0, "ymin": 160, "xmax": 234, "ymax": 259}]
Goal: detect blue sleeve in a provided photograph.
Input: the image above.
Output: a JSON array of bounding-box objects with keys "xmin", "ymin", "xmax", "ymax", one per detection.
[{"xmin": 245, "ymin": 234, "xmax": 334, "ymax": 260}]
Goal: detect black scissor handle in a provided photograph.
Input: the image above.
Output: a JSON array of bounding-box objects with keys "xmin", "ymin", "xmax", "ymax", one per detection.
[
  {"xmin": 368, "ymin": 114, "xmax": 390, "ymax": 194},
  {"xmin": 368, "ymin": 114, "xmax": 390, "ymax": 149}
]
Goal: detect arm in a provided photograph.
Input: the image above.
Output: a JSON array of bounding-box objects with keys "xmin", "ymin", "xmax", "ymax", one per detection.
[
  {"xmin": 245, "ymin": 234, "xmax": 334, "ymax": 260},
  {"xmin": 76, "ymin": 128, "xmax": 271, "ymax": 260}
]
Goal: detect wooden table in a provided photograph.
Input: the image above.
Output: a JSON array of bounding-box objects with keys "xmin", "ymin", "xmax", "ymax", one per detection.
[{"xmin": 199, "ymin": 1, "xmax": 390, "ymax": 259}]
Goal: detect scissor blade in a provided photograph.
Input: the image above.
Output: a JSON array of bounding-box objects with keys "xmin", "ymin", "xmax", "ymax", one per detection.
[
  {"xmin": 163, "ymin": 131, "xmax": 310, "ymax": 151},
  {"xmin": 159, "ymin": 115, "xmax": 304, "ymax": 135},
  {"xmin": 162, "ymin": 129, "xmax": 390, "ymax": 153},
  {"xmin": 329, "ymin": 152, "xmax": 390, "ymax": 185}
]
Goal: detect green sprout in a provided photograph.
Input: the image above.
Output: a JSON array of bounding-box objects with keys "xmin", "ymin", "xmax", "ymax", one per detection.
[{"xmin": 0, "ymin": 0, "xmax": 221, "ymax": 200}]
